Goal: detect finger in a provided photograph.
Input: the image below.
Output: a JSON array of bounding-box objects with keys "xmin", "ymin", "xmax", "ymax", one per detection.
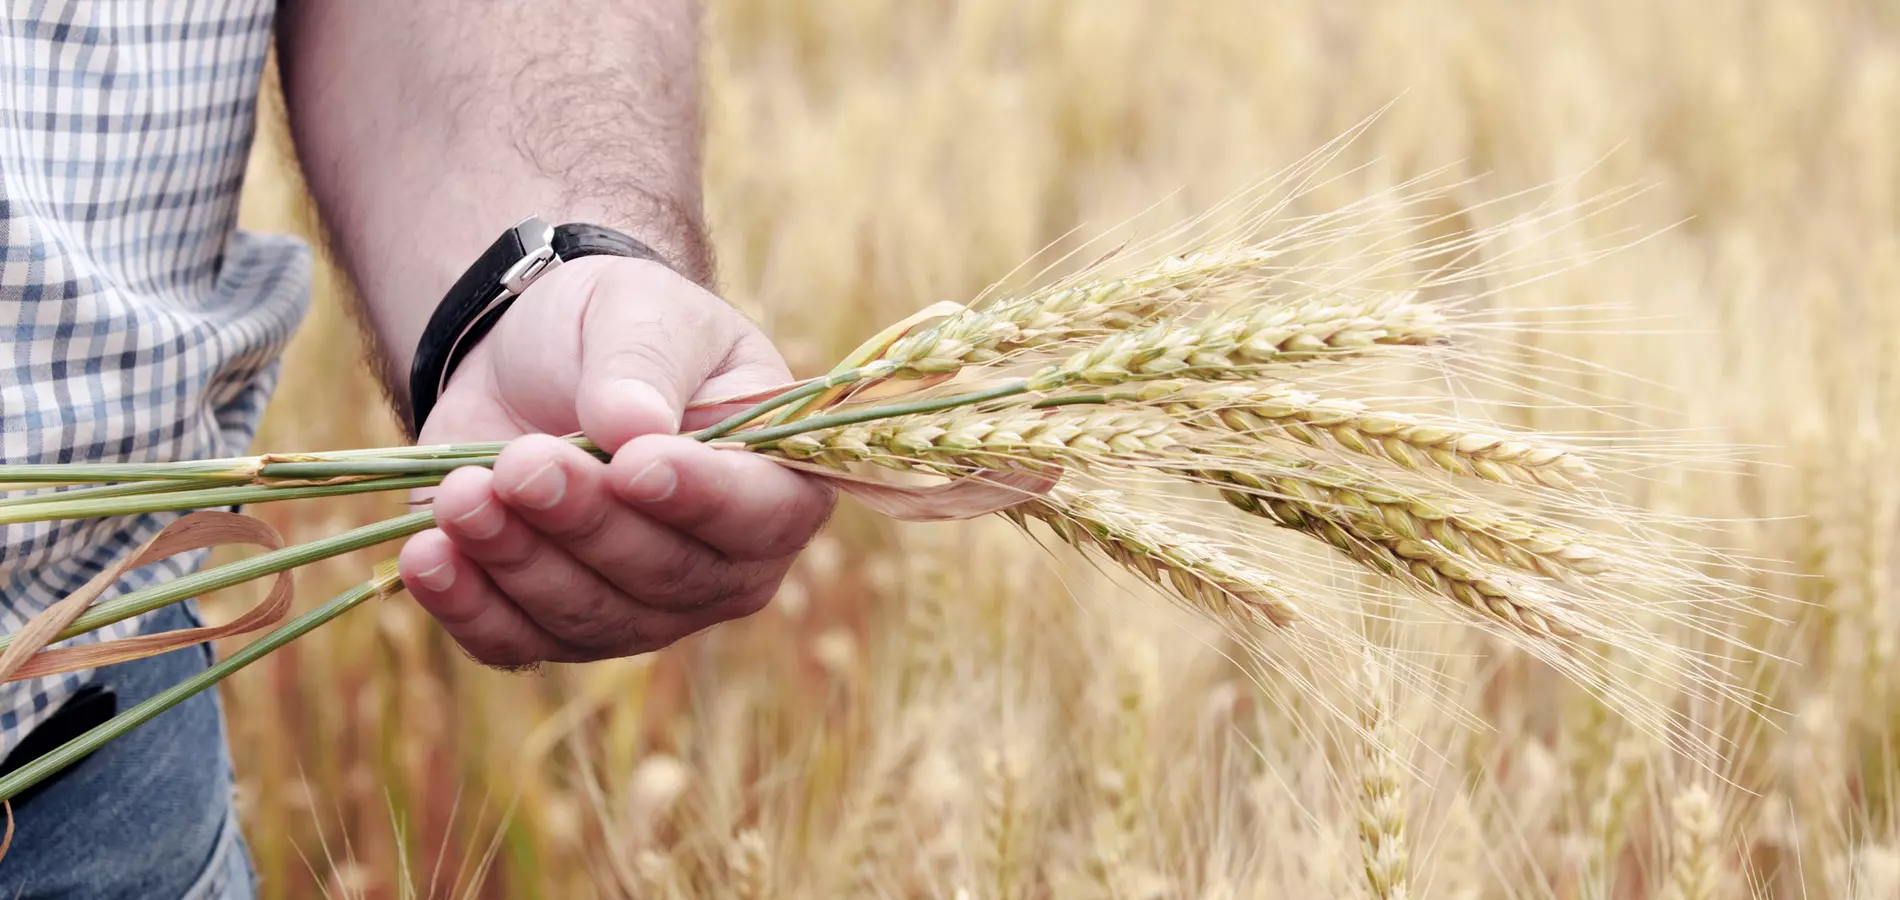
[
  {"xmin": 397, "ymin": 528, "xmax": 564, "ymax": 668},
  {"xmin": 680, "ymin": 329, "xmax": 801, "ymax": 432},
  {"xmin": 573, "ymin": 261, "xmax": 749, "ymax": 451},
  {"xmin": 486, "ymin": 434, "xmax": 768, "ymax": 611},
  {"xmin": 607, "ymin": 435, "xmax": 835, "ymax": 562},
  {"xmin": 433, "ymin": 463, "xmax": 660, "ymax": 649}
]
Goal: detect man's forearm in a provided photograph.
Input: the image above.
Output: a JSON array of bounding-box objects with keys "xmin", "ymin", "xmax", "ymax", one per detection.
[{"xmin": 276, "ymin": 0, "xmax": 710, "ymax": 415}]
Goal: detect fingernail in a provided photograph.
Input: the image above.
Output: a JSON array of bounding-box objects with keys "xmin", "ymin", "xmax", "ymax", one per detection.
[
  {"xmin": 451, "ymin": 496, "xmax": 506, "ymax": 540},
  {"xmin": 624, "ymin": 459, "xmax": 677, "ymax": 503},
  {"xmin": 612, "ymin": 379, "xmax": 680, "ymax": 435},
  {"xmin": 414, "ymin": 561, "xmax": 456, "ymax": 593},
  {"xmin": 508, "ymin": 460, "xmax": 567, "ymax": 511}
]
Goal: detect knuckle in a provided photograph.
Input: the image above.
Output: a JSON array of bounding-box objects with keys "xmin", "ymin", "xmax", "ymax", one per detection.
[
  {"xmin": 641, "ymin": 547, "xmax": 739, "ymax": 610},
  {"xmin": 427, "ymin": 592, "xmax": 486, "ymax": 630},
  {"xmin": 631, "ymin": 541, "xmax": 698, "ymax": 599},
  {"xmin": 533, "ymin": 588, "xmax": 623, "ymax": 644},
  {"xmin": 668, "ymin": 480, "xmax": 731, "ymax": 534},
  {"xmin": 592, "ymin": 339, "xmax": 691, "ymax": 398},
  {"xmin": 543, "ymin": 491, "xmax": 615, "ymax": 546},
  {"xmin": 477, "ymin": 532, "xmax": 546, "ymax": 576}
]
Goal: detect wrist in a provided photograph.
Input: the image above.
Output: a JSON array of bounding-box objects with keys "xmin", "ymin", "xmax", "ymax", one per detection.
[
  {"xmin": 404, "ymin": 217, "xmax": 675, "ymax": 437},
  {"xmin": 363, "ymin": 192, "xmax": 711, "ymax": 403}
]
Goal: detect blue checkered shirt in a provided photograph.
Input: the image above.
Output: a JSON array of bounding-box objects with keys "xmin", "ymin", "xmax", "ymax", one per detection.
[{"xmin": 0, "ymin": 2, "xmax": 308, "ymax": 755}]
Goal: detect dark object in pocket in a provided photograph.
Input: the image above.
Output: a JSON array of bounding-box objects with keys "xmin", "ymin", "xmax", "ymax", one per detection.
[{"xmin": 0, "ymin": 684, "xmax": 118, "ymax": 809}]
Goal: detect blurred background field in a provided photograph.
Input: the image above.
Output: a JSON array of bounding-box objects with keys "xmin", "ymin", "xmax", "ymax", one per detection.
[{"xmin": 216, "ymin": 0, "xmax": 1900, "ymax": 896}]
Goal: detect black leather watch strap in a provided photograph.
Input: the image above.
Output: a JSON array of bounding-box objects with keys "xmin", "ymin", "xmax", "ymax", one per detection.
[
  {"xmin": 406, "ymin": 219, "xmax": 667, "ymax": 435},
  {"xmin": 552, "ymin": 223, "xmax": 666, "ymax": 265}
]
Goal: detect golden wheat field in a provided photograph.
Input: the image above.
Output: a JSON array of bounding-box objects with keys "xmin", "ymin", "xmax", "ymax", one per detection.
[{"xmin": 212, "ymin": 1, "xmax": 1900, "ymax": 897}]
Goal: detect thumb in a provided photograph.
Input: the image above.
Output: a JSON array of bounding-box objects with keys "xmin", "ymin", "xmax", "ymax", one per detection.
[{"xmin": 574, "ymin": 262, "xmax": 743, "ymax": 453}]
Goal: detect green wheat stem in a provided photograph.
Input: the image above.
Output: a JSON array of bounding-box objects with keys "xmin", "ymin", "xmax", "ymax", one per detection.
[
  {"xmin": 0, "ymin": 566, "xmax": 403, "ymax": 803},
  {"xmin": 2, "ymin": 378, "xmax": 1037, "ymax": 525},
  {"xmin": 1029, "ymin": 394, "xmax": 1114, "ymax": 410},
  {"xmin": 253, "ymin": 372, "xmax": 887, "ymax": 478},
  {"xmin": 0, "ymin": 478, "xmax": 236, "ymax": 509},
  {"xmin": 0, "ymin": 476, "xmax": 443, "ymax": 526},
  {"xmin": 256, "ymin": 459, "xmax": 512, "ymax": 480},
  {"xmin": 717, "ymin": 380, "xmax": 1034, "ymax": 447},
  {"xmin": 0, "ymin": 460, "xmax": 256, "ymax": 486},
  {"xmin": 694, "ymin": 367, "xmax": 879, "ymax": 441},
  {"xmin": 0, "ymin": 511, "xmax": 434, "ymax": 654},
  {"xmin": 0, "ymin": 439, "xmax": 596, "ymax": 490}
]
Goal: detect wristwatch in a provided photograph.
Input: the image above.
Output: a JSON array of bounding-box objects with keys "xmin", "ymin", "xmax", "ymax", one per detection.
[{"xmin": 406, "ymin": 216, "xmax": 668, "ymax": 435}]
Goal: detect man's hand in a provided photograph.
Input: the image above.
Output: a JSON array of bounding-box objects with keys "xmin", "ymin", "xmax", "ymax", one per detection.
[
  {"xmin": 394, "ymin": 257, "xmax": 835, "ymax": 666},
  {"xmin": 274, "ymin": 1, "xmax": 825, "ymax": 663}
]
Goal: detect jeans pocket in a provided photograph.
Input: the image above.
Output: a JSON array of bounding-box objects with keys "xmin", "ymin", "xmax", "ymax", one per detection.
[{"xmin": 178, "ymin": 810, "xmax": 255, "ymax": 900}]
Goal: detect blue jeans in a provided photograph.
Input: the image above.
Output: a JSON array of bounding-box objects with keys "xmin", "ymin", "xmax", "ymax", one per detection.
[{"xmin": 0, "ymin": 601, "xmax": 254, "ymax": 898}]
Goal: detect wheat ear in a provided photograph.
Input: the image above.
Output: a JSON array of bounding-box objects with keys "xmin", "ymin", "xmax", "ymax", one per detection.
[
  {"xmin": 1023, "ymin": 291, "xmax": 1445, "ymax": 390},
  {"xmin": 1356, "ymin": 658, "xmax": 1409, "ymax": 900},
  {"xmin": 981, "ymin": 742, "xmax": 1028, "ymax": 900},
  {"xmin": 765, "ymin": 406, "xmax": 1190, "ymax": 472},
  {"xmin": 1580, "ymin": 731, "xmax": 1648, "ymax": 900},
  {"xmin": 1208, "ymin": 470, "xmax": 1576, "ymax": 638},
  {"xmin": 1657, "ymin": 786, "xmax": 1720, "ymax": 900},
  {"xmin": 1008, "ymin": 487, "xmax": 1301, "ymax": 628},
  {"xmin": 1087, "ymin": 634, "xmax": 1157, "ymax": 894},
  {"xmin": 879, "ymin": 247, "xmax": 1284, "ymax": 376},
  {"xmin": 1118, "ymin": 381, "xmax": 1593, "ymax": 489},
  {"xmin": 1204, "ymin": 455, "xmax": 1609, "ymax": 579},
  {"xmin": 726, "ymin": 829, "xmax": 769, "ymax": 900}
]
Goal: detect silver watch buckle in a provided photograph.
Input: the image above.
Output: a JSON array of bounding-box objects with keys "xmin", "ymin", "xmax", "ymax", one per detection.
[
  {"xmin": 500, "ymin": 216, "xmax": 562, "ymax": 294},
  {"xmin": 436, "ymin": 216, "xmax": 564, "ymax": 399}
]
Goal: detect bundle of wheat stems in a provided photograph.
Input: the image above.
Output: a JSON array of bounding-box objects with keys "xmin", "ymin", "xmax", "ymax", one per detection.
[{"xmin": 0, "ymin": 159, "xmax": 1755, "ymax": 821}]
